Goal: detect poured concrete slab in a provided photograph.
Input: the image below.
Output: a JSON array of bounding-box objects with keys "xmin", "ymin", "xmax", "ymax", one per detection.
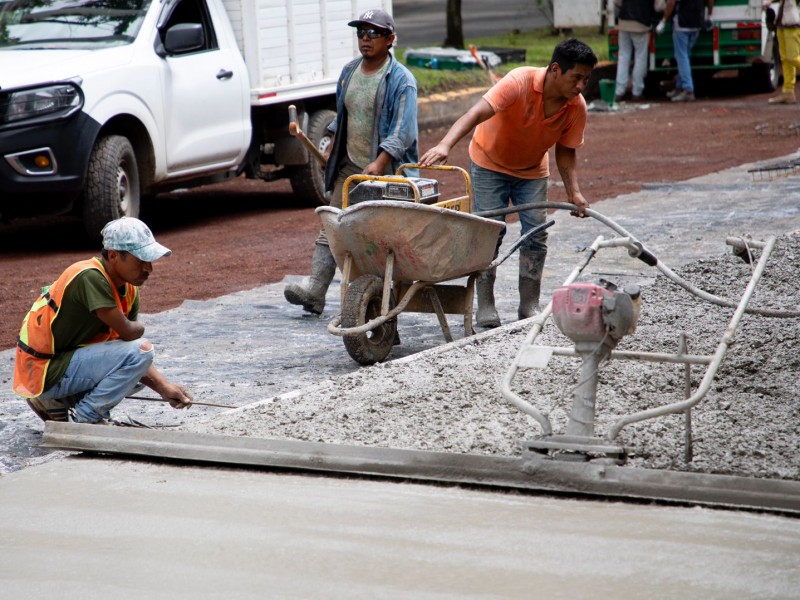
[{"xmin": 1, "ymin": 457, "xmax": 799, "ymax": 599}]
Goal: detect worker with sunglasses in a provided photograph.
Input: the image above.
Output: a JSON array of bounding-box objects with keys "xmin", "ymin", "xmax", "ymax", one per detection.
[{"xmin": 285, "ymin": 8, "xmax": 419, "ymax": 316}]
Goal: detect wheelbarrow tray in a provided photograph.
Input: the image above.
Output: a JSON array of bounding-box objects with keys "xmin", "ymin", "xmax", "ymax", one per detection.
[{"xmin": 317, "ymin": 200, "xmax": 505, "ymax": 282}]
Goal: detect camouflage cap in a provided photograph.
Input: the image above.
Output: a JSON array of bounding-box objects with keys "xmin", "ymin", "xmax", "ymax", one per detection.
[{"xmin": 101, "ymin": 217, "xmax": 172, "ymax": 262}]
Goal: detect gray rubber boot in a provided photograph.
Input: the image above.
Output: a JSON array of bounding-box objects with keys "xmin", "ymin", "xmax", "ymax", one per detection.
[
  {"xmin": 284, "ymin": 243, "xmax": 336, "ymax": 315},
  {"xmin": 476, "ymin": 267, "xmax": 501, "ymax": 328},
  {"xmin": 518, "ymin": 249, "xmax": 547, "ymax": 320}
]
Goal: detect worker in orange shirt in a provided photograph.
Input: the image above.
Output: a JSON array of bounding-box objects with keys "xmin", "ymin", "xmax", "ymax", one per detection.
[{"xmin": 420, "ymin": 38, "xmax": 597, "ymax": 328}]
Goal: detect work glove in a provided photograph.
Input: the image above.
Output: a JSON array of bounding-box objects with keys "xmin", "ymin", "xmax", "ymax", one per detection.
[
  {"xmin": 703, "ymin": 18, "xmax": 714, "ymax": 32},
  {"xmin": 655, "ymin": 19, "xmax": 666, "ymax": 35}
]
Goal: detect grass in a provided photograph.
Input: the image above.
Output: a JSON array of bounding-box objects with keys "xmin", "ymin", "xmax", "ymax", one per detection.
[{"xmin": 398, "ymin": 26, "xmax": 610, "ymax": 96}]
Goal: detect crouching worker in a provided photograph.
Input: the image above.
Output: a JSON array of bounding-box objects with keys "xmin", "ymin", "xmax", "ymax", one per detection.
[{"xmin": 13, "ymin": 217, "xmax": 192, "ymax": 424}]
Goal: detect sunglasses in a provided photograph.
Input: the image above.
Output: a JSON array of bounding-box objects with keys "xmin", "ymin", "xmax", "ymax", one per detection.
[{"xmin": 356, "ymin": 28, "xmax": 390, "ymax": 39}]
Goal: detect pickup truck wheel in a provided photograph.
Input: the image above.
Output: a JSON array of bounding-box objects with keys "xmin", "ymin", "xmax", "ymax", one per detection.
[
  {"xmin": 288, "ymin": 108, "xmax": 335, "ymax": 206},
  {"xmin": 83, "ymin": 135, "xmax": 140, "ymax": 240}
]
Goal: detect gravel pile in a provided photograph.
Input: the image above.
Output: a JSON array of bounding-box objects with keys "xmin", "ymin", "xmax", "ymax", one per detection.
[{"xmin": 184, "ymin": 233, "xmax": 800, "ymax": 481}]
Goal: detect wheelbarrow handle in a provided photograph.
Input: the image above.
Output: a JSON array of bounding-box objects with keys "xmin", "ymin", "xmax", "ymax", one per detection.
[
  {"xmin": 288, "ymin": 104, "xmax": 328, "ymax": 167},
  {"xmin": 488, "ymin": 219, "xmax": 555, "ymax": 270}
]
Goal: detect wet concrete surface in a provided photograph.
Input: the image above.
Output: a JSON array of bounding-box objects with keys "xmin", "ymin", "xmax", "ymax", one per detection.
[
  {"xmin": 2, "ymin": 456, "xmax": 799, "ymax": 599},
  {"xmin": 1, "ymin": 156, "xmax": 799, "ymax": 474}
]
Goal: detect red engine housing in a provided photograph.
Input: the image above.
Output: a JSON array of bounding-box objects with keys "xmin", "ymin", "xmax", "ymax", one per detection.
[{"xmin": 552, "ymin": 283, "xmax": 615, "ymax": 343}]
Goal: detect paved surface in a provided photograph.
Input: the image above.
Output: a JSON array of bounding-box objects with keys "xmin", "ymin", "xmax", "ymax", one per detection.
[
  {"xmin": 1, "ymin": 127, "xmax": 799, "ymax": 597},
  {"xmin": 1, "ymin": 153, "xmax": 799, "ymax": 473},
  {"xmin": 2, "ymin": 456, "xmax": 799, "ymax": 599}
]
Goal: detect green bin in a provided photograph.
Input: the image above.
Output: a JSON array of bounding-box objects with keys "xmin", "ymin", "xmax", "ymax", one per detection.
[{"xmin": 599, "ymin": 79, "xmax": 616, "ymax": 106}]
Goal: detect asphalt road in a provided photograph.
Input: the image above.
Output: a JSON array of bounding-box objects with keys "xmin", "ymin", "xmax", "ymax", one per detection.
[{"xmin": 392, "ymin": 0, "xmax": 549, "ymax": 47}]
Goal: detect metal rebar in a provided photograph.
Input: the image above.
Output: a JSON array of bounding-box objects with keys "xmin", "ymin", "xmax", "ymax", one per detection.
[
  {"xmin": 126, "ymin": 395, "xmax": 236, "ymax": 409},
  {"xmin": 679, "ymin": 333, "xmax": 693, "ymax": 463}
]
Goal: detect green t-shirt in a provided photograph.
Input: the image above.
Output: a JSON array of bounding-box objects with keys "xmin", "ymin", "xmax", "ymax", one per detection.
[
  {"xmin": 44, "ymin": 265, "xmax": 140, "ymax": 390},
  {"xmin": 344, "ymin": 58, "xmax": 390, "ymax": 168}
]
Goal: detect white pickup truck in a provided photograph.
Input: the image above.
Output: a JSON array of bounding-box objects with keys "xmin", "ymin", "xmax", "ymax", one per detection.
[{"xmin": 0, "ymin": 0, "xmax": 390, "ymax": 238}]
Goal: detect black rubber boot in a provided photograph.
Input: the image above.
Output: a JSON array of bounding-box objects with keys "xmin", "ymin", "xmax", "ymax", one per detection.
[
  {"xmin": 284, "ymin": 243, "xmax": 336, "ymax": 315},
  {"xmin": 518, "ymin": 249, "xmax": 547, "ymax": 320},
  {"xmin": 476, "ymin": 267, "xmax": 501, "ymax": 328}
]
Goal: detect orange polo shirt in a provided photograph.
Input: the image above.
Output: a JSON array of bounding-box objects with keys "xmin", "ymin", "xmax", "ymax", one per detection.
[{"xmin": 469, "ymin": 67, "xmax": 587, "ymax": 180}]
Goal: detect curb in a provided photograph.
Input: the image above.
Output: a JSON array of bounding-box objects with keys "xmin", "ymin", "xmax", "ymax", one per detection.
[
  {"xmin": 415, "ymin": 61, "xmax": 617, "ymax": 129},
  {"xmin": 417, "ymin": 86, "xmax": 487, "ymax": 129}
]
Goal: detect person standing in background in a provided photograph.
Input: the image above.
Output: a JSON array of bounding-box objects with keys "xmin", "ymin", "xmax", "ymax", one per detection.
[
  {"xmin": 614, "ymin": 0, "xmax": 659, "ymax": 101},
  {"xmin": 767, "ymin": 0, "xmax": 800, "ymax": 104},
  {"xmin": 656, "ymin": 0, "xmax": 714, "ymax": 102}
]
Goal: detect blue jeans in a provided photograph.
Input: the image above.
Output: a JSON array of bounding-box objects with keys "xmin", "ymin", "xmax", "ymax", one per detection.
[
  {"xmin": 37, "ymin": 339, "xmax": 154, "ymax": 423},
  {"xmin": 672, "ymin": 29, "xmax": 700, "ymax": 93},
  {"xmin": 615, "ymin": 30, "xmax": 649, "ymax": 97},
  {"xmin": 470, "ymin": 161, "xmax": 548, "ymax": 253}
]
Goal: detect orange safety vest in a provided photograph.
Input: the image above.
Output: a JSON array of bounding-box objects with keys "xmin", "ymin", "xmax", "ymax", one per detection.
[{"xmin": 13, "ymin": 258, "xmax": 138, "ymax": 398}]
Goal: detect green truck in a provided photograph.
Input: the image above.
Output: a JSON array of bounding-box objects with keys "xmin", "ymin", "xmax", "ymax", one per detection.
[{"xmin": 608, "ymin": 0, "xmax": 781, "ymax": 94}]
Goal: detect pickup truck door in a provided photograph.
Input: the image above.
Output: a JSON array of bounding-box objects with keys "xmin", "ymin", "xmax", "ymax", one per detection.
[{"xmin": 158, "ymin": 0, "xmax": 249, "ymax": 172}]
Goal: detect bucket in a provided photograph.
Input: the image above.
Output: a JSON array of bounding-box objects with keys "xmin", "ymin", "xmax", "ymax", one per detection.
[{"xmin": 598, "ymin": 79, "xmax": 616, "ymax": 106}]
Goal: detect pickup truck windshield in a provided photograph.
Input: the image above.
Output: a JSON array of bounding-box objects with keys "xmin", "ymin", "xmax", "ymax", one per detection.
[{"xmin": 0, "ymin": 0, "xmax": 152, "ymax": 49}]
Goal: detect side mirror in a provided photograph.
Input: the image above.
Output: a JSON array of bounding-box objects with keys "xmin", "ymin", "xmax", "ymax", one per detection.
[{"xmin": 164, "ymin": 23, "xmax": 204, "ymax": 54}]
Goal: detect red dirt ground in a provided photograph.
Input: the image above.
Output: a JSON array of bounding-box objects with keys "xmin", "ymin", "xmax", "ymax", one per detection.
[{"xmin": 1, "ymin": 90, "xmax": 798, "ymax": 350}]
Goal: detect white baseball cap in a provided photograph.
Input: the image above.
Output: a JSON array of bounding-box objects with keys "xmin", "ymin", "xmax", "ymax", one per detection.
[{"xmin": 101, "ymin": 217, "xmax": 172, "ymax": 262}]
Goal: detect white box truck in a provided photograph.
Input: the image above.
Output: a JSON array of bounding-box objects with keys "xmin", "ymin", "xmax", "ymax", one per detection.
[{"xmin": 0, "ymin": 0, "xmax": 390, "ymax": 238}]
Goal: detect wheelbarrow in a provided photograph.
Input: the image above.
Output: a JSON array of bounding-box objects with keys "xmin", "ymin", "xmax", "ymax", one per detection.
[{"xmin": 319, "ymin": 164, "xmax": 552, "ymax": 365}]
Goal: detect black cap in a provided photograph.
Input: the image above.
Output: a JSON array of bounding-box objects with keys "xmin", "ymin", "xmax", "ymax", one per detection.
[{"xmin": 348, "ymin": 8, "xmax": 395, "ymax": 33}]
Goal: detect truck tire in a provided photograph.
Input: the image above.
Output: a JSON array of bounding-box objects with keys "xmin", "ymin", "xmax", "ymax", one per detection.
[
  {"xmin": 288, "ymin": 108, "xmax": 335, "ymax": 206},
  {"xmin": 83, "ymin": 135, "xmax": 140, "ymax": 241}
]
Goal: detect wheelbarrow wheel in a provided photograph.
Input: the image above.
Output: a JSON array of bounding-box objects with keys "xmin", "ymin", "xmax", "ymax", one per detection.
[{"xmin": 342, "ymin": 275, "xmax": 397, "ymax": 365}]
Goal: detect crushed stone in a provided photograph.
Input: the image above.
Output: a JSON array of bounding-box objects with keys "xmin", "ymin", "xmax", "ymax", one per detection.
[{"xmin": 183, "ymin": 233, "xmax": 800, "ymax": 481}]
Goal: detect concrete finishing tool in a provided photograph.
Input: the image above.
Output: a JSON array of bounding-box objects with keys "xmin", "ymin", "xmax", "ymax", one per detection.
[{"xmin": 521, "ymin": 280, "xmax": 641, "ymax": 464}]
